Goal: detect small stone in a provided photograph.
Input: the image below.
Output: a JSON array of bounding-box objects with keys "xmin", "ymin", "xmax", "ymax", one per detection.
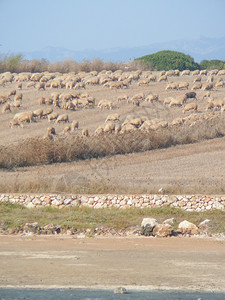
[{"xmin": 114, "ymin": 287, "xmax": 127, "ymax": 294}]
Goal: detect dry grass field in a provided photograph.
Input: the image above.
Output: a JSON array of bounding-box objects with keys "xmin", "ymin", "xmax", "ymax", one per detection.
[{"xmin": 0, "ymin": 69, "xmax": 225, "ymax": 193}]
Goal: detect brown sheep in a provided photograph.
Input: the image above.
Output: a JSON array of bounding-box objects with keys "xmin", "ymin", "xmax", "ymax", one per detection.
[{"xmin": 71, "ymin": 120, "xmax": 79, "ymax": 131}]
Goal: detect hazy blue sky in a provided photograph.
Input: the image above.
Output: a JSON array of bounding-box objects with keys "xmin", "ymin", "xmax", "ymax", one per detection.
[{"xmin": 1, "ymin": 0, "xmax": 225, "ymax": 54}]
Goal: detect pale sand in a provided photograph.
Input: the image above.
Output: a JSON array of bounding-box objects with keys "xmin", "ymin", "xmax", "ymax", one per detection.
[{"xmin": 0, "ymin": 235, "xmax": 224, "ymax": 292}]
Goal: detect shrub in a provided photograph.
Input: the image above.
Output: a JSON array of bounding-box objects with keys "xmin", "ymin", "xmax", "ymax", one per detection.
[{"xmin": 134, "ymin": 50, "xmax": 200, "ymax": 71}]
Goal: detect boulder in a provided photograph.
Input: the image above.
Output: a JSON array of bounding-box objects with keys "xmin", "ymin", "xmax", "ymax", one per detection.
[
  {"xmin": 177, "ymin": 220, "xmax": 199, "ymax": 235},
  {"xmin": 152, "ymin": 224, "xmax": 173, "ymax": 237},
  {"xmin": 141, "ymin": 218, "xmax": 158, "ymax": 236}
]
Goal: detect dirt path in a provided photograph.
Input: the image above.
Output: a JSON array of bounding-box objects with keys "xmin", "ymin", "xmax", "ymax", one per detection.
[{"xmin": 0, "ymin": 235, "xmax": 224, "ymax": 291}]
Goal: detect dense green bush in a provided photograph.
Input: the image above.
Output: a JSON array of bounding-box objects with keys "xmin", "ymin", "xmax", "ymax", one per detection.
[
  {"xmin": 199, "ymin": 59, "xmax": 225, "ymax": 70},
  {"xmin": 135, "ymin": 50, "xmax": 200, "ymax": 71}
]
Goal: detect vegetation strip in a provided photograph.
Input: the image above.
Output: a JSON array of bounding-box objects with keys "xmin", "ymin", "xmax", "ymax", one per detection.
[{"xmin": 0, "ymin": 202, "xmax": 224, "ymax": 235}]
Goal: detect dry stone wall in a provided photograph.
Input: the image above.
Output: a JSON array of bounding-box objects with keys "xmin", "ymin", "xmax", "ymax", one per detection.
[{"xmin": 0, "ymin": 194, "xmax": 224, "ymax": 211}]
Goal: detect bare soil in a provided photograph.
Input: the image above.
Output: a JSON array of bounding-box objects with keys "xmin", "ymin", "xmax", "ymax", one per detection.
[{"xmin": 0, "ymin": 235, "xmax": 224, "ymax": 291}]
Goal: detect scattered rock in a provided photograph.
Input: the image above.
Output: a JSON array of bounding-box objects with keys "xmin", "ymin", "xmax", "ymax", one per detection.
[
  {"xmin": 177, "ymin": 220, "xmax": 199, "ymax": 235},
  {"xmin": 152, "ymin": 223, "xmax": 173, "ymax": 237},
  {"xmin": 23, "ymin": 222, "xmax": 39, "ymax": 233},
  {"xmin": 114, "ymin": 287, "xmax": 127, "ymax": 294},
  {"xmin": 141, "ymin": 218, "xmax": 158, "ymax": 236},
  {"xmin": 163, "ymin": 218, "xmax": 175, "ymax": 225}
]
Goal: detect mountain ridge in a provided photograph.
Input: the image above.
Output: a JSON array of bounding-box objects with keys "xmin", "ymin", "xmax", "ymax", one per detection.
[{"xmin": 22, "ymin": 36, "xmax": 225, "ymax": 63}]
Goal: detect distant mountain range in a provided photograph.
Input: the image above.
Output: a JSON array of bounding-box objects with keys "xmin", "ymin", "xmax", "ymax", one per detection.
[{"xmin": 22, "ymin": 36, "xmax": 225, "ymax": 63}]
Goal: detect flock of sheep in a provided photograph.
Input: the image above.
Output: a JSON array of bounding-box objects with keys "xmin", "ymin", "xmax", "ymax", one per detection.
[{"xmin": 0, "ymin": 68, "xmax": 225, "ymax": 141}]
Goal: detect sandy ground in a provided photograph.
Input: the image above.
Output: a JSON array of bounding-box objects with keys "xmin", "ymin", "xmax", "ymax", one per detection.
[{"xmin": 0, "ymin": 235, "xmax": 225, "ymax": 292}]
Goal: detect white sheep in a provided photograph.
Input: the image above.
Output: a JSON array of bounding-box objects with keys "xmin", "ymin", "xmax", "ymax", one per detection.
[
  {"xmin": 183, "ymin": 103, "xmax": 198, "ymax": 113},
  {"xmin": 14, "ymin": 111, "xmax": 34, "ymax": 123},
  {"xmin": 2, "ymin": 103, "xmax": 11, "ymax": 113},
  {"xmin": 56, "ymin": 114, "xmax": 69, "ymax": 123},
  {"xmin": 71, "ymin": 120, "xmax": 79, "ymax": 131},
  {"xmin": 105, "ymin": 113, "xmax": 120, "ymax": 122},
  {"xmin": 48, "ymin": 112, "xmax": 59, "ymax": 122}
]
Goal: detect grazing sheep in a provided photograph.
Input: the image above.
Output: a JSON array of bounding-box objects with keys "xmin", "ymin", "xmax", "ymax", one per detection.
[
  {"xmin": 192, "ymin": 83, "xmax": 202, "ymax": 90},
  {"xmin": 212, "ymin": 99, "xmax": 224, "ymax": 110},
  {"xmin": 131, "ymin": 93, "xmax": 144, "ymax": 101},
  {"xmin": 82, "ymin": 128, "xmax": 89, "ymax": 136},
  {"xmin": 98, "ymin": 99, "xmax": 113, "ymax": 109},
  {"xmin": 183, "ymin": 103, "xmax": 198, "ymax": 113},
  {"xmin": 170, "ymin": 117, "xmax": 184, "ymax": 126},
  {"xmin": 202, "ymin": 83, "xmax": 213, "ymax": 91},
  {"xmin": 158, "ymin": 75, "xmax": 167, "ymax": 82},
  {"xmin": 193, "ymin": 76, "xmax": 201, "ymax": 83},
  {"xmin": 13, "ymin": 100, "xmax": 22, "ymax": 108},
  {"xmin": 215, "ymin": 81, "xmax": 224, "ymax": 88},
  {"xmin": 165, "ymin": 82, "xmax": 178, "ymax": 90},
  {"xmin": 42, "ymin": 107, "xmax": 53, "ymax": 118},
  {"xmin": 17, "ymin": 83, "xmax": 22, "ymax": 89},
  {"xmin": 27, "ymin": 82, "xmax": 36, "ymax": 88},
  {"xmin": 36, "ymin": 82, "xmax": 45, "ymax": 90},
  {"xmin": 178, "ymin": 82, "xmax": 189, "ymax": 90},
  {"xmin": 207, "ymin": 76, "xmax": 214, "ymax": 83},
  {"xmin": 163, "ymin": 97, "xmax": 174, "ymax": 105},
  {"xmin": 120, "ymin": 123, "xmax": 137, "ymax": 134},
  {"xmin": 181, "ymin": 70, "xmax": 190, "ymax": 76},
  {"xmin": 114, "ymin": 123, "xmax": 121, "ymax": 134},
  {"xmin": 192, "ymin": 70, "xmax": 200, "ymax": 76},
  {"xmin": 63, "ymin": 125, "xmax": 71, "ymax": 134},
  {"xmin": 218, "ymin": 70, "xmax": 225, "ymax": 76},
  {"xmin": 14, "ymin": 111, "xmax": 34, "ymax": 123},
  {"xmin": 2, "ymin": 103, "xmax": 11, "ymax": 113},
  {"xmin": 71, "ymin": 120, "xmax": 79, "ymax": 131},
  {"xmin": 56, "ymin": 114, "xmax": 69, "ymax": 123},
  {"xmin": 103, "ymin": 121, "xmax": 115, "ymax": 134},
  {"xmin": 185, "ymin": 92, "xmax": 196, "ymax": 99},
  {"xmin": 47, "ymin": 127, "xmax": 56, "ymax": 135},
  {"xmin": 9, "ymin": 119, "xmax": 23, "ymax": 128},
  {"xmin": 105, "ymin": 113, "xmax": 120, "ymax": 122},
  {"xmin": 48, "ymin": 112, "xmax": 58, "ymax": 122},
  {"xmin": 128, "ymin": 117, "xmax": 143, "ymax": 127},
  {"xmin": 33, "ymin": 109, "xmax": 43, "ymax": 119},
  {"xmin": 8, "ymin": 90, "xmax": 16, "ymax": 98},
  {"xmin": 14, "ymin": 93, "xmax": 23, "ymax": 101},
  {"xmin": 45, "ymin": 97, "xmax": 53, "ymax": 105},
  {"xmin": 95, "ymin": 124, "xmax": 104, "ymax": 135},
  {"xmin": 210, "ymin": 69, "xmax": 218, "ymax": 76},
  {"xmin": 205, "ymin": 102, "xmax": 214, "ymax": 111},
  {"xmin": 39, "ymin": 96, "xmax": 45, "ymax": 105},
  {"xmin": 138, "ymin": 79, "xmax": 150, "ymax": 86},
  {"xmin": 203, "ymin": 91, "xmax": 211, "ymax": 98},
  {"xmin": 0, "ymin": 94, "xmax": 8, "ymax": 104},
  {"xmin": 145, "ymin": 94, "xmax": 159, "ymax": 102},
  {"xmin": 169, "ymin": 98, "xmax": 184, "ymax": 107},
  {"xmin": 51, "ymin": 92, "xmax": 60, "ymax": 101}
]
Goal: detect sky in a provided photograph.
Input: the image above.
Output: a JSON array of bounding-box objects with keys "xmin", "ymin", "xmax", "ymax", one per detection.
[{"xmin": 1, "ymin": 0, "xmax": 225, "ymax": 54}]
